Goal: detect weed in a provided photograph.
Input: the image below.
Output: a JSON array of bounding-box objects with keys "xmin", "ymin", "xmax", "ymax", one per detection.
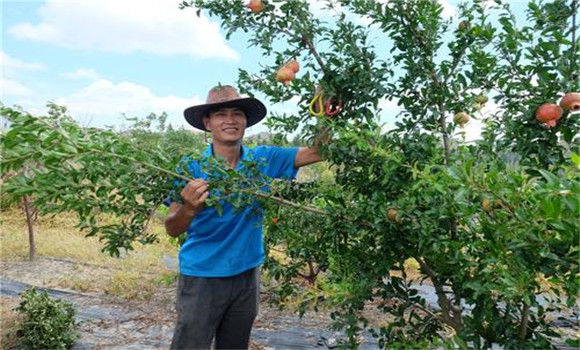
[{"xmin": 14, "ymin": 288, "xmax": 78, "ymax": 350}]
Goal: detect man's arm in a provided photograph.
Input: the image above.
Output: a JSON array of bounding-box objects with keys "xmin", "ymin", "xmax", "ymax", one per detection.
[
  {"xmin": 295, "ymin": 146, "xmax": 323, "ymax": 168},
  {"xmin": 164, "ymin": 202, "xmax": 199, "ymax": 237},
  {"xmin": 294, "ymin": 125, "xmax": 330, "ymax": 168},
  {"xmin": 164, "ymin": 179, "xmax": 208, "ymax": 237}
]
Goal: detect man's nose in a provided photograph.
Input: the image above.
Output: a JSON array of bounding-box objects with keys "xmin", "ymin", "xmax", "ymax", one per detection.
[{"xmin": 224, "ymin": 112, "xmax": 240, "ymax": 122}]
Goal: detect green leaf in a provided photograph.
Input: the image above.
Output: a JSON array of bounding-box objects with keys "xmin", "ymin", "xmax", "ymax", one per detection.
[{"xmin": 571, "ymin": 153, "xmax": 580, "ymax": 167}]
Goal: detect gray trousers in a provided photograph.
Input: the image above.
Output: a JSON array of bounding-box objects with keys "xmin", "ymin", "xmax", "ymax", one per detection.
[{"xmin": 170, "ymin": 267, "xmax": 260, "ymax": 350}]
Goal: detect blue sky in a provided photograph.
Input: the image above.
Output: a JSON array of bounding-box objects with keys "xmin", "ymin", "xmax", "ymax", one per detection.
[{"xmin": 1, "ymin": 0, "xmax": 529, "ymax": 138}]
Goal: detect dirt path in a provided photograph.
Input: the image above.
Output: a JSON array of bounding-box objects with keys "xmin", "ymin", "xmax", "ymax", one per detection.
[
  {"xmin": 2, "ymin": 258, "xmax": 577, "ymax": 349},
  {"xmin": 0, "ymin": 258, "xmax": 375, "ymax": 350}
]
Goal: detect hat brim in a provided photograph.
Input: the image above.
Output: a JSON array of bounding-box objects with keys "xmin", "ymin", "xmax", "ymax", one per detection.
[{"xmin": 184, "ymin": 97, "xmax": 267, "ymax": 131}]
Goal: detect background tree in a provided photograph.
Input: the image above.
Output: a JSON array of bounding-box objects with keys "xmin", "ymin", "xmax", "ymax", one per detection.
[{"xmin": 0, "ymin": 104, "xmax": 205, "ymax": 257}]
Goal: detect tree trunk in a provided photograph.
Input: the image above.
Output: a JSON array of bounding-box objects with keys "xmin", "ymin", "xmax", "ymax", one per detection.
[{"xmin": 22, "ymin": 196, "xmax": 36, "ymax": 261}]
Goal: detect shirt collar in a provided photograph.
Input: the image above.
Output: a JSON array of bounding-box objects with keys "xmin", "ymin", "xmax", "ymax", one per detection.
[{"xmin": 202, "ymin": 143, "xmax": 252, "ymax": 168}]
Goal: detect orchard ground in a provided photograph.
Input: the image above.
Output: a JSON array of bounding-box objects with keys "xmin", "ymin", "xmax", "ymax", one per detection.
[
  {"xmin": 0, "ymin": 208, "xmax": 383, "ymax": 349},
  {"xmin": 1, "ymin": 208, "xmax": 578, "ymax": 349}
]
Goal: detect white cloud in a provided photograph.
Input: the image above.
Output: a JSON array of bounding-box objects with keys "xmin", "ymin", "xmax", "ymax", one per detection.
[
  {"xmin": 52, "ymin": 79, "xmax": 203, "ymax": 129},
  {"xmin": 1, "ymin": 51, "xmax": 45, "ymax": 77},
  {"xmin": 2, "ymin": 78, "xmax": 34, "ymax": 97},
  {"xmin": 1, "ymin": 52, "xmax": 45, "ymax": 98},
  {"xmin": 8, "ymin": 0, "xmax": 239, "ymax": 60},
  {"xmin": 62, "ymin": 68, "xmax": 100, "ymax": 81}
]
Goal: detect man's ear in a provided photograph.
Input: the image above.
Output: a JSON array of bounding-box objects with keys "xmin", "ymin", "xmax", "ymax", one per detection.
[{"xmin": 203, "ymin": 116, "xmax": 211, "ymax": 131}]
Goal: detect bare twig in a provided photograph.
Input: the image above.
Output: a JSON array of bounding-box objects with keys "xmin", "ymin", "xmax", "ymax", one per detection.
[
  {"xmin": 253, "ymin": 191, "xmax": 328, "ymax": 216},
  {"xmin": 269, "ymin": 9, "xmax": 327, "ymax": 73},
  {"xmin": 300, "ymin": 34, "xmax": 327, "ymax": 73}
]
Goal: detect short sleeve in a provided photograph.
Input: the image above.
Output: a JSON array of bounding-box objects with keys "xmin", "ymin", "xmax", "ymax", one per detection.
[{"xmin": 255, "ymin": 146, "xmax": 299, "ymax": 180}]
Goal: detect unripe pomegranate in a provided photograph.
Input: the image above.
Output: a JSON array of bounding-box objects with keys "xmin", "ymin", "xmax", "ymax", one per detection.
[
  {"xmin": 247, "ymin": 0, "xmax": 265, "ymax": 13},
  {"xmin": 458, "ymin": 20, "xmax": 471, "ymax": 31},
  {"xmin": 275, "ymin": 66, "xmax": 295, "ymax": 85},
  {"xmin": 535, "ymin": 103, "xmax": 562, "ymax": 128},
  {"xmin": 559, "ymin": 92, "xmax": 580, "ymax": 111},
  {"xmin": 453, "ymin": 112, "xmax": 470, "ymax": 127},
  {"xmin": 475, "ymin": 94, "xmax": 488, "ymax": 104},
  {"xmin": 284, "ymin": 59, "xmax": 300, "ymax": 73}
]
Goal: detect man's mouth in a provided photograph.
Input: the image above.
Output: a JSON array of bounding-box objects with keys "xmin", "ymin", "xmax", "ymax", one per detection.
[{"xmin": 222, "ymin": 127, "xmax": 239, "ymax": 133}]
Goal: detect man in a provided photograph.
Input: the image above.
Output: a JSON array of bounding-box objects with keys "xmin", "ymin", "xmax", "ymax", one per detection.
[{"xmin": 165, "ymin": 85, "xmax": 323, "ymax": 349}]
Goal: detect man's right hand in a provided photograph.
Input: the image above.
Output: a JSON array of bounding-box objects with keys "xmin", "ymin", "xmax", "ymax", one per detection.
[{"xmin": 180, "ymin": 179, "xmax": 209, "ymax": 215}]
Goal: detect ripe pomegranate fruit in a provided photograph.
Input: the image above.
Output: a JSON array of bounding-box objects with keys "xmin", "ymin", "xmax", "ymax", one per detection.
[
  {"xmin": 247, "ymin": 0, "xmax": 265, "ymax": 13},
  {"xmin": 453, "ymin": 112, "xmax": 470, "ymax": 127},
  {"xmin": 559, "ymin": 92, "xmax": 580, "ymax": 111},
  {"xmin": 535, "ymin": 103, "xmax": 562, "ymax": 128},
  {"xmin": 482, "ymin": 198, "xmax": 492, "ymax": 212},
  {"xmin": 285, "ymin": 59, "xmax": 300, "ymax": 73},
  {"xmin": 272, "ymin": 217, "xmax": 279, "ymax": 224},
  {"xmin": 275, "ymin": 66, "xmax": 295, "ymax": 85}
]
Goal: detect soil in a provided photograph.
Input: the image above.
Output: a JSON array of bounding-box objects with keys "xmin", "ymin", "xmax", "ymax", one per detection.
[
  {"xmin": 1, "ymin": 258, "xmax": 578, "ymax": 349},
  {"xmin": 0, "ymin": 258, "xmax": 370, "ymax": 350}
]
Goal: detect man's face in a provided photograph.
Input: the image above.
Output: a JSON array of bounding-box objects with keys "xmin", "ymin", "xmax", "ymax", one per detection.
[{"xmin": 203, "ymin": 107, "xmax": 247, "ymax": 143}]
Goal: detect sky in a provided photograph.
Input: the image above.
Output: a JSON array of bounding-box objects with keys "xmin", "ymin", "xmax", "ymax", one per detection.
[{"xmin": 1, "ymin": 0, "xmax": 529, "ymax": 140}]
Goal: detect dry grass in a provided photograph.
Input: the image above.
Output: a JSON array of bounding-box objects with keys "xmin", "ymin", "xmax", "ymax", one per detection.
[
  {"xmin": 1, "ymin": 207, "xmax": 176, "ymax": 266},
  {"xmin": 0, "ymin": 297, "xmax": 20, "ymax": 350},
  {"xmin": 0, "ymin": 207, "xmax": 178, "ymax": 299}
]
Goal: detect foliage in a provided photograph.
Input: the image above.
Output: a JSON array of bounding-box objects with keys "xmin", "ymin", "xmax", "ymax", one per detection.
[
  {"xmin": 0, "ymin": 104, "xmax": 301, "ymax": 254},
  {"xmin": 15, "ymin": 287, "xmax": 78, "ymax": 350},
  {"xmin": 181, "ymin": 0, "xmax": 579, "ymax": 348},
  {"xmin": 1, "ymin": 0, "xmax": 579, "ymax": 348},
  {"xmin": 0, "ymin": 104, "xmax": 189, "ymax": 256},
  {"xmin": 119, "ymin": 111, "xmax": 206, "ymax": 157}
]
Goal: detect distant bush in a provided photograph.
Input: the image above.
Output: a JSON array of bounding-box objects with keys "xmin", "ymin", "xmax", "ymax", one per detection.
[{"xmin": 15, "ymin": 288, "xmax": 78, "ymax": 350}]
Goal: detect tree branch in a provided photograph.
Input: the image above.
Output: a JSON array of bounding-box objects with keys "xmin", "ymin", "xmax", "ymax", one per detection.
[
  {"xmin": 519, "ymin": 301, "xmax": 530, "ymax": 341},
  {"xmin": 416, "ymin": 257, "xmax": 463, "ymax": 331}
]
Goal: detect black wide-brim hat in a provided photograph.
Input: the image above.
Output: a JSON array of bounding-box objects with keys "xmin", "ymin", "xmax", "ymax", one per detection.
[{"xmin": 184, "ymin": 85, "xmax": 267, "ymax": 131}]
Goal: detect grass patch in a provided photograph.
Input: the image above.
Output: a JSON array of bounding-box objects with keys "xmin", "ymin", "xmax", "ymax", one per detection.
[
  {"xmin": 1, "ymin": 208, "xmax": 179, "ymax": 298},
  {"xmin": 0, "ymin": 297, "xmax": 21, "ymax": 350},
  {"xmin": 1, "ymin": 208, "xmax": 177, "ymax": 267},
  {"xmin": 106, "ymin": 270, "xmax": 162, "ymax": 300}
]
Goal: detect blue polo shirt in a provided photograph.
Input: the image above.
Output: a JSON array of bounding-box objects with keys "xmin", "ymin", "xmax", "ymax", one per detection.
[{"xmin": 169, "ymin": 144, "xmax": 298, "ymax": 277}]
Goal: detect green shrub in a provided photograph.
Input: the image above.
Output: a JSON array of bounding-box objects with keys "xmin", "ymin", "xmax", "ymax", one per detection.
[{"xmin": 15, "ymin": 288, "xmax": 79, "ymax": 350}]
